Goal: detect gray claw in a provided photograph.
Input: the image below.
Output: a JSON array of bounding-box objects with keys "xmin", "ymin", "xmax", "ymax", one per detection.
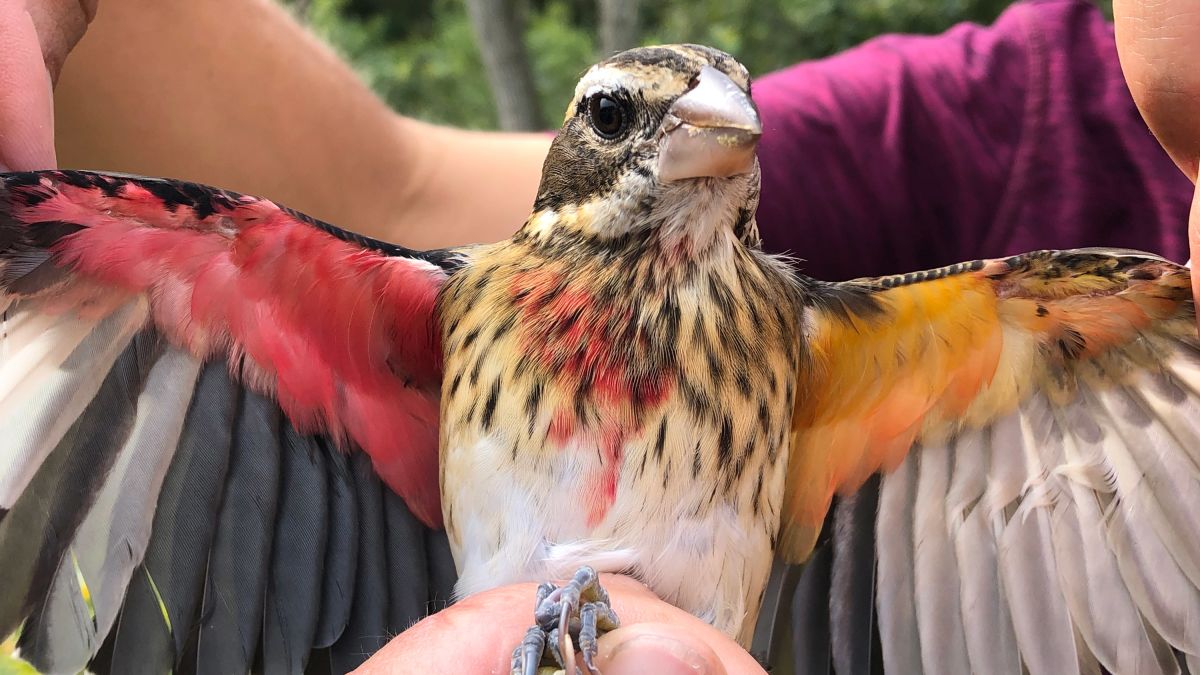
[
  {"xmin": 559, "ymin": 601, "xmax": 574, "ymax": 670},
  {"xmin": 511, "ymin": 625, "xmax": 546, "ymax": 675},
  {"xmin": 545, "ymin": 627, "xmax": 568, "ymax": 671}
]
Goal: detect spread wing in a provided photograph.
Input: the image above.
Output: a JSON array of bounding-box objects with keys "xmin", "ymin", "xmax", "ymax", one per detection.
[
  {"xmin": 780, "ymin": 248, "xmax": 1200, "ymax": 674},
  {"xmin": 0, "ymin": 171, "xmax": 461, "ymax": 673}
]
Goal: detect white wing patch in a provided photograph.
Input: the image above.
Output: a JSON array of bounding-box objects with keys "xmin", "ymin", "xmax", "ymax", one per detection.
[
  {"xmin": 880, "ymin": 348, "xmax": 1200, "ymax": 675},
  {"xmin": 0, "ymin": 299, "xmax": 148, "ymax": 511},
  {"xmin": 34, "ymin": 348, "xmax": 200, "ymax": 673}
]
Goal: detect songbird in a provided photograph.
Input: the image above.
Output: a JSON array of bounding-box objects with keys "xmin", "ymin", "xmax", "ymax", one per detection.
[{"xmin": 1, "ymin": 43, "xmax": 1198, "ymax": 675}]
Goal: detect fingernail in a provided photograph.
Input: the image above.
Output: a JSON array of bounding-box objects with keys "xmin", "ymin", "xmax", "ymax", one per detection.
[{"xmin": 604, "ymin": 634, "xmax": 718, "ymax": 675}]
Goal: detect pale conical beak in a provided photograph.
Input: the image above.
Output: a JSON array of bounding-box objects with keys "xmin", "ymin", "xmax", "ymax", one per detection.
[{"xmin": 658, "ymin": 65, "xmax": 763, "ymax": 182}]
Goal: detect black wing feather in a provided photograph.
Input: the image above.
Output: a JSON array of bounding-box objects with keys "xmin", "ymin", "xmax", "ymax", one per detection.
[
  {"xmin": 262, "ymin": 423, "xmax": 329, "ymax": 675},
  {"xmin": 763, "ymin": 481, "xmax": 884, "ymax": 675},
  {"xmin": 830, "ymin": 475, "xmax": 881, "ymax": 675},
  {"xmin": 426, "ymin": 529, "xmax": 458, "ymax": 615},
  {"xmin": 790, "ymin": 544, "xmax": 833, "ymax": 675},
  {"xmin": 330, "ymin": 453, "xmax": 390, "ymax": 673},
  {"xmin": 384, "ymin": 489, "xmax": 429, "ymax": 634},
  {"xmin": 194, "ymin": 388, "xmax": 283, "ymax": 674},
  {"xmin": 313, "ymin": 442, "xmax": 360, "ymax": 650}
]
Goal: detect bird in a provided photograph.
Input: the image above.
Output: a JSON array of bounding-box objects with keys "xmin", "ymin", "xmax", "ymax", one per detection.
[{"xmin": 1, "ymin": 42, "xmax": 1199, "ymax": 675}]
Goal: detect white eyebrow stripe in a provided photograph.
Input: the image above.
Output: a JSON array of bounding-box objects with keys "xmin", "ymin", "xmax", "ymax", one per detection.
[{"xmin": 576, "ymin": 67, "xmax": 637, "ymax": 101}]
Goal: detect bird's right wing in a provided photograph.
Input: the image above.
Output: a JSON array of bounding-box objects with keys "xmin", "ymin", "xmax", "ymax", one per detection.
[
  {"xmin": 780, "ymin": 248, "xmax": 1200, "ymax": 674},
  {"xmin": 0, "ymin": 170, "xmax": 461, "ymax": 674}
]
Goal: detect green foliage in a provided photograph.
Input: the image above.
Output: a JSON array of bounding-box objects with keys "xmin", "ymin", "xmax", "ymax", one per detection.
[
  {"xmin": 296, "ymin": 0, "xmax": 597, "ymax": 129},
  {"xmin": 300, "ymin": 0, "xmax": 498, "ymax": 128},
  {"xmin": 527, "ymin": 2, "xmax": 597, "ymax": 126},
  {"xmin": 287, "ymin": 0, "xmax": 1113, "ymax": 130},
  {"xmin": 642, "ymin": 0, "xmax": 1015, "ymax": 76}
]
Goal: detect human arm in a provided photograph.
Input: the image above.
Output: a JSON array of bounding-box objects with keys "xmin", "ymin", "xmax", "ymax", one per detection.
[
  {"xmin": 52, "ymin": 0, "xmax": 549, "ymax": 248},
  {"xmin": 55, "ymin": 1, "xmax": 1179, "ymax": 275}
]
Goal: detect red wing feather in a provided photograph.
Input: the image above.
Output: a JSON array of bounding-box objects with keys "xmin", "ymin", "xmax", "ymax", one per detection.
[{"xmin": 1, "ymin": 170, "xmax": 453, "ymax": 525}]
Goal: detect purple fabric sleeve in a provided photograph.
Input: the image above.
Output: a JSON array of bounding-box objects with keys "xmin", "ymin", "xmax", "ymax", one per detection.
[{"xmin": 752, "ymin": 0, "xmax": 1192, "ymax": 281}]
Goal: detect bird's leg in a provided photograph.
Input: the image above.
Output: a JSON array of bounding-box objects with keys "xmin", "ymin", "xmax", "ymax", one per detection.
[{"xmin": 509, "ymin": 566, "xmax": 621, "ymax": 675}]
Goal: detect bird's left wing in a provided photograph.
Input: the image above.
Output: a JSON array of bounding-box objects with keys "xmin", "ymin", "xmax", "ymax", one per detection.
[
  {"xmin": 0, "ymin": 171, "xmax": 461, "ymax": 674},
  {"xmin": 780, "ymin": 248, "xmax": 1200, "ymax": 674}
]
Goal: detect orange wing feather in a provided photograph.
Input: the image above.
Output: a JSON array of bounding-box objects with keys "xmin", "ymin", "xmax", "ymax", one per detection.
[{"xmin": 779, "ymin": 249, "xmax": 1192, "ymax": 562}]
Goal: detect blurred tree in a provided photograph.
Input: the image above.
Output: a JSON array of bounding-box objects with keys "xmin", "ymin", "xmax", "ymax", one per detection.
[
  {"xmin": 464, "ymin": 0, "xmax": 545, "ymax": 130},
  {"xmin": 599, "ymin": 0, "xmax": 640, "ymax": 55},
  {"xmin": 285, "ymin": 0, "xmax": 1114, "ymax": 130}
]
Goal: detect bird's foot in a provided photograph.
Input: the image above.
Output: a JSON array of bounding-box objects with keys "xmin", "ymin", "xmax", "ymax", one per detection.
[{"xmin": 510, "ymin": 566, "xmax": 620, "ymax": 675}]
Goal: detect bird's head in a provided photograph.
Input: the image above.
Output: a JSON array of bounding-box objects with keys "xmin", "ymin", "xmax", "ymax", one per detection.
[{"xmin": 520, "ymin": 44, "xmax": 763, "ymax": 254}]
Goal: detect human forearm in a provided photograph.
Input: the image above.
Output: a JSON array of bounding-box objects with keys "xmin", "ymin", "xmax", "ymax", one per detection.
[{"xmin": 53, "ymin": 0, "xmax": 548, "ymax": 247}]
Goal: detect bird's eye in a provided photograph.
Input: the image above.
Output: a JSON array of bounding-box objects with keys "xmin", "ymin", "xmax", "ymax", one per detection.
[{"xmin": 587, "ymin": 95, "xmax": 626, "ymax": 139}]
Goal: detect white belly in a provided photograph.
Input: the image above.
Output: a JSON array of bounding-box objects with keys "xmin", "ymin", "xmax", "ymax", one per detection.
[{"xmin": 442, "ymin": 424, "xmax": 787, "ymax": 643}]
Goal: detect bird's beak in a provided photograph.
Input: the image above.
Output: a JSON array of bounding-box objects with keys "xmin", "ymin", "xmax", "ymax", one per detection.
[{"xmin": 658, "ymin": 65, "xmax": 762, "ymax": 182}]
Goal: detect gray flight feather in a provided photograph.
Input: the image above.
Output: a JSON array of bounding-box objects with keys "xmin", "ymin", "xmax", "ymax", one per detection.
[
  {"xmin": 384, "ymin": 488, "xmax": 428, "ymax": 634},
  {"xmin": 262, "ymin": 422, "xmax": 329, "ymax": 675},
  {"xmin": 312, "ymin": 440, "xmax": 359, "ymax": 649},
  {"xmin": 194, "ymin": 388, "xmax": 282, "ymax": 675},
  {"xmin": 830, "ymin": 474, "xmax": 879, "ymax": 675},
  {"xmin": 330, "ymin": 452, "xmax": 389, "ymax": 673}
]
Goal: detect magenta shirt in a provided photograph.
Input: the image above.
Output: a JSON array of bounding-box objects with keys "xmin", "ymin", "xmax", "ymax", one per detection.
[{"xmin": 752, "ymin": 0, "xmax": 1191, "ymax": 281}]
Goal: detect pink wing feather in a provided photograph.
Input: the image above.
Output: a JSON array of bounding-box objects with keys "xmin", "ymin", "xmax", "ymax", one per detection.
[{"xmin": 0, "ymin": 170, "xmax": 456, "ymax": 526}]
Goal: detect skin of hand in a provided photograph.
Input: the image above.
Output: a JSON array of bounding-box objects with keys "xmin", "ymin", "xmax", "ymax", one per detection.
[
  {"xmin": 0, "ymin": 0, "xmax": 97, "ymax": 171},
  {"xmin": 356, "ymin": 574, "xmax": 766, "ymax": 674},
  {"xmin": 1113, "ymin": 0, "xmax": 1200, "ymax": 315},
  {"xmin": 53, "ymin": 0, "xmax": 550, "ymax": 249}
]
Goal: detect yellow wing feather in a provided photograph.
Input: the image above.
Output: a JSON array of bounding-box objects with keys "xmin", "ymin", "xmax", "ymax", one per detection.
[{"xmin": 779, "ymin": 250, "xmax": 1193, "ymax": 562}]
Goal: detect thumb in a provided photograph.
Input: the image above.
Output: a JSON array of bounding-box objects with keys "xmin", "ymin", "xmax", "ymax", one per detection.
[
  {"xmin": 1189, "ymin": 181, "xmax": 1200, "ymax": 331},
  {"xmin": 1113, "ymin": 0, "xmax": 1200, "ymax": 179},
  {"xmin": 594, "ymin": 623, "xmax": 734, "ymax": 675},
  {"xmin": 0, "ymin": 2, "xmax": 56, "ymax": 171}
]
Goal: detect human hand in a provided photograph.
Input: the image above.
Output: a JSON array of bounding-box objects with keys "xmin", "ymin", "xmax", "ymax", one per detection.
[
  {"xmin": 1113, "ymin": 0, "xmax": 1200, "ymax": 318},
  {"xmin": 0, "ymin": 0, "xmax": 97, "ymax": 171},
  {"xmin": 355, "ymin": 574, "xmax": 766, "ymax": 674}
]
